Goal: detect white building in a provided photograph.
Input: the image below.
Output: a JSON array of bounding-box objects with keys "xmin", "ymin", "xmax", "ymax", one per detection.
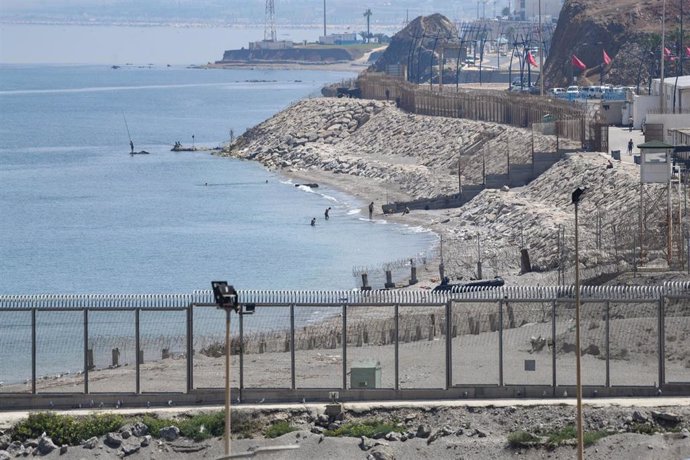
[
  {"xmin": 319, "ymin": 33, "xmax": 359, "ymax": 45},
  {"xmin": 249, "ymin": 40, "xmax": 294, "ymax": 50},
  {"xmin": 651, "ymin": 75, "xmax": 690, "ymax": 114}
]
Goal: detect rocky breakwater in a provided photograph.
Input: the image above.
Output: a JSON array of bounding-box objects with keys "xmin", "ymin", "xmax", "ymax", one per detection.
[{"xmin": 222, "ymin": 97, "xmax": 565, "ymax": 201}]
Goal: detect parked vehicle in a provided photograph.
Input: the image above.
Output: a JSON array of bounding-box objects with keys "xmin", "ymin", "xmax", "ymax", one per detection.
[
  {"xmin": 549, "ymin": 87, "xmax": 565, "ymax": 95},
  {"xmin": 566, "ymin": 85, "xmax": 580, "ymax": 96}
]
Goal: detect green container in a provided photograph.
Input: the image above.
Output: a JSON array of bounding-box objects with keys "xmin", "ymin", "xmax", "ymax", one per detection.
[{"xmin": 350, "ymin": 360, "xmax": 381, "ymax": 389}]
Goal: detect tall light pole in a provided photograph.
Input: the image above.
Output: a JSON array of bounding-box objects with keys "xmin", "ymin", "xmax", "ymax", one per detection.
[
  {"xmin": 572, "ymin": 187, "xmax": 587, "ymax": 460},
  {"xmin": 660, "ymin": 0, "xmax": 666, "ymax": 114},
  {"xmin": 323, "ymin": 0, "xmax": 327, "ymax": 38}
]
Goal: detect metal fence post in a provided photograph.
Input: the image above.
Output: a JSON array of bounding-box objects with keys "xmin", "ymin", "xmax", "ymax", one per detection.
[
  {"xmin": 499, "ymin": 300, "xmax": 504, "ymax": 387},
  {"xmin": 605, "ymin": 301, "xmax": 610, "ymax": 387},
  {"xmin": 445, "ymin": 300, "xmax": 452, "ymax": 389},
  {"xmin": 83, "ymin": 309, "xmax": 89, "ymax": 394},
  {"xmin": 551, "ymin": 300, "xmax": 557, "ymax": 390},
  {"xmin": 187, "ymin": 304, "xmax": 193, "ymax": 393},
  {"xmin": 394, "ymin": 304, "xmax": 399, "ymax": 391},
  {"xmin": 290, "ymin": 304, "xmax": 295, "ymax": 390},
  {"xmin": 135, "ymin": 308, "xmax": 140, "ymax": 394},
  {"xmin": 342, "ymin": 304, "xmax": 347, "ymax": 390},
  {"xmin": 658, "ymin": 297, "xmax": 666, "ymax": 387},
  {"xmin": 31, "ymin": 308, "xmax": 36, "ymax": 395},
  {"xmin": 239, "ymin": 308, "xmax": 244, "ymax": 393}
]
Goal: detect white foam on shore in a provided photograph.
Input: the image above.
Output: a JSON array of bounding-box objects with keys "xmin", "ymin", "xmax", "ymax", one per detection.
[
  {"xmin": 346, "ymin": 209, "xmax": 361, "ymax": 215},
  {"xmin": 402, "ymin": 225, "xmax": 433, "ymax": 234}
]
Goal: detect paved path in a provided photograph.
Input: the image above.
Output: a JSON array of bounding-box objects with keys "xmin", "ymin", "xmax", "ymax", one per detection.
[{"xmin": 608, "ymin": 125, "xmax": 646, "ymax": 165}]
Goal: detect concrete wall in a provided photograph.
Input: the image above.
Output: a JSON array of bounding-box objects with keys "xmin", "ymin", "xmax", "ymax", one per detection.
[
  {"xmin": 382, "ymin": 152, "xmax": 563, "ymax": 213},
  {"xmin": 599, "ymin": 100, "xmax": 629, "ymax": 125},
  {"xmin": 509, "ymin": 164, "xmax": 534, "ymax": 186},
  {"xmin": 533, "ymin": 152, "xmax": 562, "ymax": 176},
  {"xmin": 633, "ymin": 95, "xmax": 659, "ymax": 129},
  {"xmin": 645, "ymin": 113, "xmax": 690, "ymax": 143}
]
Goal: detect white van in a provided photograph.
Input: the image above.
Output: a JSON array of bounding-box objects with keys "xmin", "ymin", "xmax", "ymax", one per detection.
[{"xmin": 581, "ymin": 86, "xmax": 603, "ymax": 98}]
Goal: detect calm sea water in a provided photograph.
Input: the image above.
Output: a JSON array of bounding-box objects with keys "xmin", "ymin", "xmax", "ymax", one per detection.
[
  {"xmin": 0, "ymin": 64, "xmax": 436, "ymax": 384},
  {"xmin": 0, "ymin": 64, "xmax": 435, "ymax": 294}
]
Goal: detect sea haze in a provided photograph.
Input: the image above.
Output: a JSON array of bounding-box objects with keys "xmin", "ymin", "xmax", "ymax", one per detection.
[{"xmin": 0, "ymin": 65, "xmax": 437, "ymax": 294}]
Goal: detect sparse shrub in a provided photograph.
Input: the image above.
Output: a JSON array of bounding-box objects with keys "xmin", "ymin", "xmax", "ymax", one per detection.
[
  {"xmin": 13, "ymin": 412, "xmax": 124, "ymax": 446},
  {"xmin": 142, "ymin": 411, "xmax": 259, "ymax": 441},
  {"xmin": 265, "ymin": 421, "xmax": 297, "ymax": 438},
  {"xmin": 324, "ymin": 419, "xmax": 403, "ymax": 438},
  {"xmin": 546, "ymin": 425, "xmax": 577, "ymax": 446},
  {"xmin": 583, "ymin": 430, "xmax": 610, "ymax": 446},
  {"xmin": 630, "ymin": 422, "xmax": 655, "ymax": 435},
  {"xmin": 507, "ymin": 430, "xmax": 540, "ymax": 448},
  {"xmin": 546, "ymin": 425, "xmax": 610, "ymax": 447}
]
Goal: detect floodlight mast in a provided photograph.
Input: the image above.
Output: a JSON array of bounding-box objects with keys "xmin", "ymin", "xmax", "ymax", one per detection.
[
  {"xmin": 211, "ymin": 281, "xmax": 239, "ymax": 457},
  {"xmin": 571, "ymin": 188, "xmax": 586, "ymax": 460}
]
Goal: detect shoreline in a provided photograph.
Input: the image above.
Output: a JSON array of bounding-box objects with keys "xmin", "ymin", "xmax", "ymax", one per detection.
[{"xmin": 281, "ymin": 168, "xmax": 445, "ymax": 289}]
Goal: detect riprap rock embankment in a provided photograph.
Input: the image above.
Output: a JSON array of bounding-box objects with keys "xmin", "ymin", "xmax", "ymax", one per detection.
[
  {"xmin": 221, "ymin": 98, "xmax": 662, "ymax": 284},
  {"xmin": 224, "ymin": 98, "xmax": 566, "ymax": 200}
]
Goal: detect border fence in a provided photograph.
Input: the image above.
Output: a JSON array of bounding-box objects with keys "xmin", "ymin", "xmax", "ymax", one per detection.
[
  {"xmin": 357, "ymin": 73, "xmax": 609, "ymax": 153},
  {"xmin": 1, "ymin": 284, "xmax": 689, "ymax": 410}
]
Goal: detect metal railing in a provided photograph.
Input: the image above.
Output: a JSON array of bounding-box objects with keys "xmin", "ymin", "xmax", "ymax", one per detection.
[{"xmin": 1, "ymin": 285, "xmax": 689, "ymax": 409}]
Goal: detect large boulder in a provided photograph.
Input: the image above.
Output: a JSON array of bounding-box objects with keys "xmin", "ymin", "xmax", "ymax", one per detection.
[
  {"xmin": 37, "ymin": 434, "xmax": 58, "ymax": 455},
  {"xmin": 159, "ymin": 426, "xmax": 180, "ymax": 442}
]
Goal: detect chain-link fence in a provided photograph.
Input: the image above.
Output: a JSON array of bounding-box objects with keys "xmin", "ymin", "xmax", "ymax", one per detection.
[{"xmin": 1, "ymin": 286, "xmax": 689, "ymax": 405}]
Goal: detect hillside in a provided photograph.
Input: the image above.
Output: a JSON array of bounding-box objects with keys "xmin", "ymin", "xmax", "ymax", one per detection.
[{"xmin": 544, "ymin": 0, "xmax": 688, "ymax": 88}]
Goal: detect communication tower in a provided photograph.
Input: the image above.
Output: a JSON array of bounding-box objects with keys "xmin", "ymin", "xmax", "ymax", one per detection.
[{"xmin": 264, "ymin": 0, "xmax": 277, "ymax": 42}]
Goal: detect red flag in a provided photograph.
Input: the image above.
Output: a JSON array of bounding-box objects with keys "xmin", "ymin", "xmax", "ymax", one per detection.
[
  {"xmin": 571, "ymin": 54, "xmax": 587, "ymax": 70},
  {"xmin": 686, "ymin": 46, "xmax": 690, "ymax": 57},
  {"xmin": 526, "ymin": 51, "xmax": 538, "ymax": 67},
  {"xmin": 664, "ymin": 47, "xmax": 672, "ymax": 57},
  {"xmin": 603, "ymin": 49, "xmax": 612, "ymax": 65}
]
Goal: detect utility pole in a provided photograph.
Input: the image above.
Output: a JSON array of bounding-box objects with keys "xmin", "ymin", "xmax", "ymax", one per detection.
[
  {"xmin": 660, "ymin": 0, "xmax": 666, "ymax": 114},
  {"xmin": 538, "ymin": 0, "xmax": 544, "ymax": 96},
  {"xmin": 323, "ymin": 0, "xmax": 327, "ymax": 38},
  {"xmin": 364, "ymin": 9, "xmax": 372, "ymax": 44}
]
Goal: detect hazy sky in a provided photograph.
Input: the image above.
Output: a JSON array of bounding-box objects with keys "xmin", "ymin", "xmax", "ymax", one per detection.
[{"xmin": 0, "ymin": 0, "xmax": 483, "ymax": 26}]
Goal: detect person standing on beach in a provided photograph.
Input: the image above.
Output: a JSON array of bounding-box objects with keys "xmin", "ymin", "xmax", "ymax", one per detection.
[
  {"xmin": 324, "ymin": 207, "xmax": 331, "ymax": 220},
  {"xmin": 130, "ymin": 140, "xmax": 134, "ymax": 154},
  {"xmin": 310, "ymin": 218, "xmax": 316, "ymax": 226},
  {"xmin": 628, "ymin": 116, "xmax": 633, "ymax": 132},
  {"xmin": 368, "ymin": 202, "xmax": 374, "ymax": 220},
  {"xmin": 627, "ymin": 139, "xmax": 634, "ymax": 155}
]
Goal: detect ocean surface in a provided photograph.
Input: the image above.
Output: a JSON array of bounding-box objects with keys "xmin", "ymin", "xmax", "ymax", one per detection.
[
  {"xmin": 0, "ymin": 64, "xmax": 436, "ymax": 385},
  {"xmin": 0, "ymin": 64, "xmax": 437, "ymax": 293}
]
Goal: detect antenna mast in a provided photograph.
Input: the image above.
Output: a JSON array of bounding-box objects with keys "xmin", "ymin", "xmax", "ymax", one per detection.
[{"xmin": 264, "ymin": 0, "xmax": 276, "ymax": 42}]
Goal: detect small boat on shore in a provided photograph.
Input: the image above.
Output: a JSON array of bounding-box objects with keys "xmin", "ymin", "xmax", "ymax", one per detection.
[{"xmin": 171, "ymin": 144, "xmax": 197, "ymax": 152}]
